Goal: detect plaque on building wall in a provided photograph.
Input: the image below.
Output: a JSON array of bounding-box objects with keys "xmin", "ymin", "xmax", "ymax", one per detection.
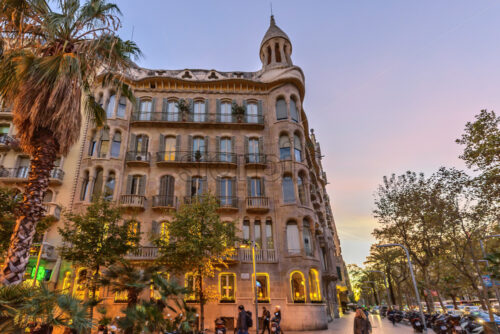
[{"xmin": 241, "ymin": 273, "xmax": 250, "ymax": 280}]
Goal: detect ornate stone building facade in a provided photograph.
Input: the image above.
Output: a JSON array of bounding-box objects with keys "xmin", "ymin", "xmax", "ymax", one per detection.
[{"xmin": 0, "ymin": 16, "xmax": 350, "ymax": 331}]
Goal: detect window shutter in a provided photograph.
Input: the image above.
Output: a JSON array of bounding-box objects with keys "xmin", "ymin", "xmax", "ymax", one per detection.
[
  {"xmin": 201, "ymin": 177, "xmax": 208, "ymax": 193},
  {"xmin": 216, "ymin": 136, "xmax": 220, "ymax": 158},
  {"xmin": 261, "ymin": 177, "xmax": 266, "ymax": 196},
  {"xmin": 204, "ymin": 99, "xmax": 209, "ymax": 117},
  {"xmin": 159, "ymin": 134, "xmax": 165, "ymax": 154},
  {"xmin": 126, "ymin": 175, "xmax": 133, "ymax": 195},
  {"xmin": 216, "ymin": 99, "xmax": 221, "ymax": 122},
  {"xmin": 162, "ymin": 98, "xmax": 168, "ymax": 120},
  {"xmin": 135, "ymin": 97, "xmax": 141, "ymax": 116},
  {"xmin": 243, "ymin": 100, "xmax": 248, "ymax": 114},
  {"xmin": 185, "ymin": 176, "xmax": 192, "ymax": 197},
  {"xmin": 188, "ymin": 98, "xmax": 194, "ymax": 114},
  {"xmin": 231, "ymin": 177, "xmax": 237, "ymax": 198},
  {"xmin": 139, "ymin": 175, "xmax": 146, "ymax": 195},
  {"xmin": 167, "ymin": 176, "xmax": 175, "ymax": 197},
  {"xmin": 276, "ymin": 99, "xmax": 287, "ymax": 120},
  {"xmin": 88, "ymin": 136, "xmax": 94, "ymax": 155},
  {"xmin": 247, "ymin": 177, "xmax": 252, "ymax": 196},
  {"xmin": 151, "ymin": 98, "xmax": 156, "ymax": 114},
  {"xmin": 187, "ymin": 135, "xmax": 193, "ymax": 153},
  {"xmin": 175, "ymin": 135, "xmax": 181, "ymax": 158},
  {"xmin": 244, "ymin": 136, "xmax": 249, "ymax": 154},
  {"xmin": 129, "ymin": 134, "xmax": 136, "ymax": 151},
  {"xmin": 204, "ymin": 136, "xmax": 209, "ymax": 153},
  {"xmin": 231, "ymin": 136, "xmax": 236, "ymax": 153},
  {"xmin": 216, "ymin": 177, "xmax": 221, "ymax": 197},
  {"xmin": 154, "ymin": 220, "xmax": 162, "ymax": 237},
  {"xmin": 258, "ymin": 137, "xmax": 264, "ymax": 153},
  {"xmin": 142, "ymin": 136, "xmax": 149, "ymax": 153},
  {"xmin": 159, "ymin": 176, "xmax": 167, "ymax": 196},
  {"xmin": 257, "ymin": 100, "xmax": 263, "ymax": 120}
]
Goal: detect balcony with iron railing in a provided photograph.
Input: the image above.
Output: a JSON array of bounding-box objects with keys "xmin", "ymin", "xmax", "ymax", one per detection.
[
  {"xmin": 122, "ymin": 246, "xmax": 277, "ymax": 263},
  {"xmin": 125, "ymin": 151, "xmax": 151, "ymax": 166},
  {"xmin": 152, "ymin": 195, "xmax": 177, "ymax": 210},
  {"xmin": 42, "ymin": 203, "xmax": 62, "ymax": 220},
  {"xmin": 0, "ymin": 108, "xmax": 12, "ymax": 119},
  {"xmin": 119, "ymin": 194, "xmax": 147, "ymax": 210},
  {"xmin": 124, "ymin": 246, "xmax": 158, "ymax": 260},
  {"xmin": 156, "ymin": 151, "xmax": 237, "ymax": 167},
  {"xmin": 0, "ymin": 167, "xmax": 64, "ymax": 184},
  {"xmin": 246, "ymin": 196, "xmax": 270, "ymax": 213},
  {"xmin": 131, "ymin": 112, "xmax": 264, "ymax": 129},
  {"xmin": 244, "ymin": 153, "xmax": 267, "ymax": 168},
  {"xmin": 0, "ymin": 134, "xmax": 14, "ymax": 150}
]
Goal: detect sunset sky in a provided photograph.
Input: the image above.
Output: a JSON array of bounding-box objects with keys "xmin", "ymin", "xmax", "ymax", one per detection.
[{"xmin": 116, "ymin": 0, "xmax": 500, "ymax": 266}]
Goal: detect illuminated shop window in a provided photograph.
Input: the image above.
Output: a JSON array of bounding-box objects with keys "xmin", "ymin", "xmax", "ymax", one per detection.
[
  {"xmin": 309, "ymin": 269, "xmax": 321, "ymax": 302},
  {"xmin": 290, "ymin": 271, "xmax": 306, "ymax": 303},
  {"xmin": 219, "ymin": 273, "xmax": 236, "ymax": 302}
]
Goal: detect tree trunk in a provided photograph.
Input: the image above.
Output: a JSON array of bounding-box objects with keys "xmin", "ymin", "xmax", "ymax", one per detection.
[
  {"xmin": 199, "ymin": 275, "xmax": 205, "ymax": 332},
  {"xmin": 450, "ymin": 294, "xmax": 459, "ymax": 310},
  {"xmin": 436, "ymin": 291, "xmax": 446, "ymax": 312},
  {"xmin": 0, "ymin": 129, "xmax": 58, "ymax": 285},
  {"xmin": 386, "ymin": 269, "xmax": 396, "ymax": 306}
]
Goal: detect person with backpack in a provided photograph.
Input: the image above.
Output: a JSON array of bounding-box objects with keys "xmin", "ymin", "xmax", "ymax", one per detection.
[
  {"xmin": 237, "ymin": 305, "xmax": 251, "ymax": 334},
  {"xmin": 261, "ymin": 306, "xmax": 271, "ymax": 334}
]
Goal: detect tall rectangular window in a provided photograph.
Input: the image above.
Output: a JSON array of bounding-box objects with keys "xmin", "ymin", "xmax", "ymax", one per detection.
[
  {"xmin": 167, "ymin": 101, "xmax": 179, "ymax": 121},
  {"xmin": 117, "ymin": 96, "xmax": 127, "ymax": 118},
  {"xmin": 254, "ymin": 220, "xmax": 262, "ymax": 248},
  {"xmin": 248, "ymin": 138, "xmax": 260, "ymax": 163},
  {"xmin": 266, "ymin": 219, "xmax": 274, "ymax": 249},
  {"xmin": 247, "ymin": 103, "xmax": 258, "ymax": 123},
  {"xmin": 219, "ymin": 138, "xmax": 232, "ymax": 162},
  {"xmin": 194, "ymin": 101, "xmax": 205, "ymax": 122},
  {"xmin": 219, "ymin": 273, "xmax": 235, "ymax": 302},
  {"xmin": 256, "ymin": 274, "xmax": 270, "ymax": 301},
  {"xmin": 243, "ymin": 220, "xmax": 250, "ymax": 241},
  {"xmin": 221, "ymin": 102, "xmax": 232, "ymax": 122},
  {"xmin": 282, "ymin": 176, "xmax": 295, "ymax": 203},
  {"xmin": 286, "ymin": 222, "xmax": 300, "ymax": 254}
]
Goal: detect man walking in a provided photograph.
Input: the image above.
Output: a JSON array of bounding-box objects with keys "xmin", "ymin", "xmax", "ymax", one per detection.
[
  {"xmin": 261, "ymin": 306, "xmax": 271, "ymax": 334},
  {"xmin": 237, "ymin": 305, "xmax": 249, "ymax": 334}
]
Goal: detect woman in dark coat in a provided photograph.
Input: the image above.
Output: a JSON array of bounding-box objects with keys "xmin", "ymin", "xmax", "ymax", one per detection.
[{"xmin": 353, "ymin": 308, "xmax": 372, "ymax": 334}]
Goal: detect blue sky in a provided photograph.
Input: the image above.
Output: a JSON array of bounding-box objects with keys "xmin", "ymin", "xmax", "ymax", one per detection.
[{"xmin": 116, "ymin": 0, "xmax": 500, "ymax": 266}]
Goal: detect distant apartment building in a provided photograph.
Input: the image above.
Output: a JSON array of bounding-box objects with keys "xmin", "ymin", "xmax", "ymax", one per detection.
[{"xmin": 0, "ymin": 16, "xmax": 350, "ymax": 331}]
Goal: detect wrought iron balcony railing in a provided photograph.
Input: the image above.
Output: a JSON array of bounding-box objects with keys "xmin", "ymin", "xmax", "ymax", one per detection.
[
  {"xmin": 152, "ymin": 195, "xmax": 177, "ymax": 208},
  {"xmin": 131, "ymin": 112, "xmax": 264, "ymax": 125},
  {"xmin": 156, "ymin": 151, "xmax": 237, "ymax": 164},
  {"xmin": 125, "ymin": 151, "xmax": 151, "ymax": 163}
]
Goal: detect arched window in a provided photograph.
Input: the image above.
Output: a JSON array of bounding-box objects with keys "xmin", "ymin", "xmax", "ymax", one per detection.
[
  {"xmin": 88, "ymin": 130, "xmax": 97, "ymax": 157},
  {"xmin": 276, "ymin": 98, "xmax": 287, "ymax": 120},
  {"xmin": 74, "ymin": 268, "xmax": 88, "ymax": 300},
  {"xmin": 104, "ymin": 172, "xmax": 116, "ymax": 201},
  {"xmin": 275, "ymin": 43, "xmax": 282, "ymax": 63},
  {"xmin": 127, "ymin": 220, "xmax": 140, "ymax": 246},
  {"xmin": 254, "ymin": 220, "xmax": 262, "ymax": 248},
  {"xmin": 218, "ymin": 137, "xmax": 233, "ymax": 162},
  {"xmin": 134, "ymin": 134, "xmax": 149, "ymax": 153},
  {"xmin": 167, "ymin": 100, "xmax": 179, "ymax": 121},
  {"xmin": 266, "ymin": 219, "xmax": 274, "ymax": 249},
  {"xmin": 219, "ymin": 273, "xmax": 236, "ymax": 302},
  {"xmin": 218, "ymin": 177, "xmax": 235, "ymax": 206},
  {"xmin": 294, "ymin": 134, "xmax": 302, "ymax": 162},
  {"xmin": 303, "ymin": 219, "xmax": 313, "ymax": 256},
  {"xmin": 91, "ymin": 168, "xmax": 103, "ymax": 201},
  {"xmin": 126, "ymin": 174, "xmax": 146, "ymax": 195},
  {"xmin": 189, "ymin": 176, "xmax": 206, "ymax": 197},
  {"xmin": 290, "ymin": 98, "xmax": 299, "ymax": 122},
  {"xmin": 255, "ymin": 273, "xmax": 270, "ymax": 302},
  {"xmin": 247, "ymin": 137, "xmax": 261, "ymax": 163},
  {"xmin": 185, "ymin": 273, "xmax": 199, "ymax": 301},
  {"xmin": 266, "ymin": 45, "xmax": 272, "ymax": 65},
  {"xmin": 98, "ymin": 128, "xmax": 109, "ymax": 158},
  {"xmin": 290, "ymin": 271, "xmax": 306, "ymax": 302},
  {"xmin": 194, "ymin": 100, "xmax": 206, "ymax": 122},
  {"xmin": 159, "ymin": 220, "xmax": 169, "ymax": 242},
  {"xmin": 138, "ymin": 98, "xmax": 152, "ymax": 120},
  {"xmin": 192, "ymin": 136, "xmax": 206, "ymax": 161},
  {"xmin": 106, "ymin": 94, "xmax": 116, "ymax": 118},
  {"xmin": 161, "ymin": 135, "xmax": 177, "ymax": 161},
  {"xmin": 309, "ymin": 269, "xmax": 321, "ymax": 302},
  {"xmin": 297, "ymin": 174, "xmax": 306, "ymax": 205},
  {"xmin": 246, "ymin": 102, "xmax": 258, "ymax": 123},
  {"xmin": 117, "ymin": 96, "xmax": 127, "ymax": 118},
  {"xmin": 110, "ymin": 131, "xmax": 121, "ymax": 158},
  {"xmin": 80, "ymin": 171, "xmax": 90, "ymax": 201},
  {"xmin": 220, "ymin": 101, "xmax": 231, "ymax": 123},
  {"xmin": 279, "ymin": 134, "xmax": 291, "ymax": 160},
  {"xmin": 282, "ymin": 175, "xmax": 295, "ymax": 203},
  {"xmin": 43, "ymin": 190, "xmax": 53, "ymax": 203},
  {"xmin": 286, "ymin": 221, "xmax": 300, "ymax": 254},
  {"xmin": 243, "ymin": 220, "xmax": 250, "ymax": 241}
]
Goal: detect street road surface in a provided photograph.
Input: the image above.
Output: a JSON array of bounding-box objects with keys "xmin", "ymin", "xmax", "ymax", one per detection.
[{"xmin": 288, "ymin": 312, "xmax": 416, "ymax": 334}]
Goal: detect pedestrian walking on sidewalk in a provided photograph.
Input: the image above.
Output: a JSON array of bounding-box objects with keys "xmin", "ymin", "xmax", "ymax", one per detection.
[
  {"xmin": 237, "ymin": 305, "xmax": 249, "ymax": 334},
  {"xmin": 261, "ymin": 306, "xmax": 271, "ymax": 334},
  {"xmin": 354, "ymin": 308, "xmax": 372, "ymax": 334}
]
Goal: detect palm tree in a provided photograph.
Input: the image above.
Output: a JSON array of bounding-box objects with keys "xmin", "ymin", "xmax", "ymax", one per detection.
[
  {"xmin": 0, "ymin": 0, "xmax": 140, "ymax": 285},
  {"xmin": 0, "ymin": 283, "xmax": 92, "ymax": 333}
]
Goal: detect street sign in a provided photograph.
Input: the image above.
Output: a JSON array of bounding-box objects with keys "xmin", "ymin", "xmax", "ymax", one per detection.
[{"xmin": 482, "ymin": 275, "xmax": 493, "ymax": 288}]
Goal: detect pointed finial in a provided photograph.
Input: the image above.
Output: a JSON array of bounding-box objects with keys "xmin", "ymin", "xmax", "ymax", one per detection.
[
  {"xmin": 270, "ymin": 15, "xmax": 276, "ymax": 26},
  {"xmin": 270, "ymin": 2, "xmax": 273, "ymax": 16}
]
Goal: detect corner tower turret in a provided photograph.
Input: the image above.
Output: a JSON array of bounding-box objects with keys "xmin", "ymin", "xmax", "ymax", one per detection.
[{"xmin": 260, "ymin": 15, "xmax": 293, "ymax": 70}]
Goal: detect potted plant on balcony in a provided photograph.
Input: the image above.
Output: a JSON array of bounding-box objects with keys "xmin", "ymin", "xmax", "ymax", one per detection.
[
  {"xmin": 231, "ymin": 102, "xmax": 246, "ymax": 123},
  {"xmin": 177, "ymin": 99, "xmax": 190, "ymax": 122},
  {"xmin": 194, "ymin": 150, "xmax": 202, "ymax": 162}
]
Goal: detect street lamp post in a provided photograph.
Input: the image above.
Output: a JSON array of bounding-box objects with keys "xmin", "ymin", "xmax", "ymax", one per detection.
[
  {"xmin": 369, "ymin": 270, "xmax": 391, "ymax": 306},
  {"xmin": 377, "ymin": 243, "xmax": 427, "ymax": 332},
  {"xmin": 480, "ymin": 235, "xmax": 500, "ymax": 305},
  {"xmin": 32, "ymin": 232, "xmax": 47, "ymax": 287},
  {"xmin": 251, "ymin": 241, "xmax": 259, "ymax": 334}
]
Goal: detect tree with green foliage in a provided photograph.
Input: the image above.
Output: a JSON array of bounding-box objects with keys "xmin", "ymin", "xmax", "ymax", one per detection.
[
  {"xmin": 58, "ymin": 197, "xmax": 139, "ymax": 324},
  {"xmin": 0, "ymin": 0, "xmax": 140, "ymax": 285},
  {"xmin": 155, "ymin": 194, "xmax": 239, "ymax": 331}
]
